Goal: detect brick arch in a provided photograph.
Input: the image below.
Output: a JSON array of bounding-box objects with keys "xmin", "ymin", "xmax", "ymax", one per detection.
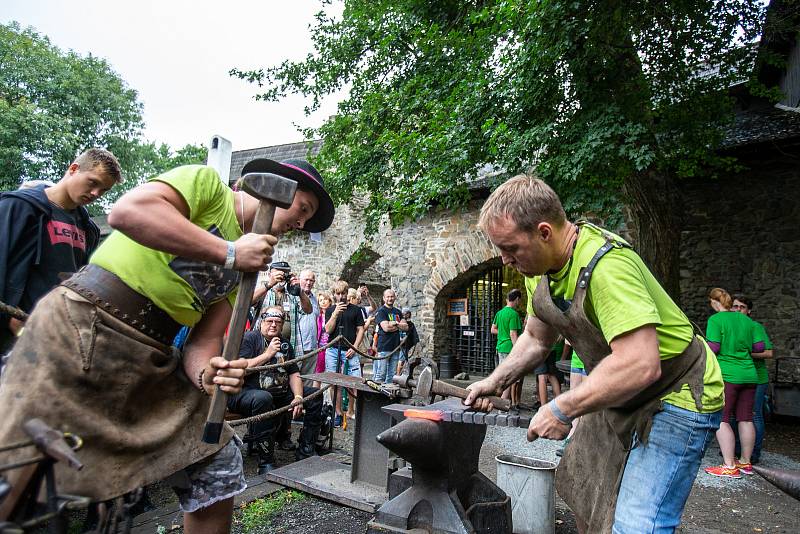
[{"xmin": 417, "ymin": 230, "xmax": 499, "ymax": 359}]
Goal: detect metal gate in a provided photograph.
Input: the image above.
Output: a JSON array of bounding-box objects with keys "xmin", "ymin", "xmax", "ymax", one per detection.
[{"xmin": 448, "ymin": 266, "xmax": 505, "ymax": 375}]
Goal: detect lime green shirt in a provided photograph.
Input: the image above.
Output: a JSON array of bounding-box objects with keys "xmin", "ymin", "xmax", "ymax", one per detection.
[
  {"xmin": 493, "ymin": 305, "xmax": 523, "ymax": 353},
  {"xmin": 705, "ymin": 311, "xmax": 761, "ymax": 384},
  {"xmin": 753, "ymin": 321, "xmax": 772, "ymax": 385},
  {"xmin": 91, "ymin": 165, "xmax": 242, "ymax": 326},
  {"xmin": 571, "ymin": 350, "xmax": 585, "ymax": 371},
  {"xmin": 524, "ymin": 223, "xmax": 724, "ymax": 413}
]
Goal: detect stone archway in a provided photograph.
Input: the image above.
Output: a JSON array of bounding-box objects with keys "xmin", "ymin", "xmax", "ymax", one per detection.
[{"xmin": 415, "ymin": 220, "xmax": 499, "ymax": 359}]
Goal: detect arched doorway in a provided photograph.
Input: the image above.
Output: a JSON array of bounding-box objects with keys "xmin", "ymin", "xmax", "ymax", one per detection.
[{"xmin": 433, "ymin": 260, "xmax": 527, "ymax": 375}]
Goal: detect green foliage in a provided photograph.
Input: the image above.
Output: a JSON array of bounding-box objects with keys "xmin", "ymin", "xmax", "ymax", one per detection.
[
  {"xmin": 0, "ymin": 22, "xmax": 207, "ymax": 211},
  {"xmin": 233, "ymin": 0, "xmax": 767, "ymax": 234},
  {"xmin": 0, "ymin": 22, "xmax": 143, "ymax": 190},
  {"xmin": 90, "ymin": 141, "xmax": 207, "ymax": 215},
  {"xmin": 239, "ymin": 490, "xmax": 306, "ymax": 531}
]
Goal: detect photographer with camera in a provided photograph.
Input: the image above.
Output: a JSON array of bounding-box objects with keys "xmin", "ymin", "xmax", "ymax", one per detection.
[
  {"xmin": 227, "ymin": 306, "xmax": 323, "ymax": 474},
  {"xmin": 251, "ymin": 262, "xmax": 314, "ymax": 450}
]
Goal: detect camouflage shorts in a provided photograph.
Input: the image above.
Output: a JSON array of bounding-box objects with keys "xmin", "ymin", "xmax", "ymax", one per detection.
[{"xmin": 168, "ymin": 437, "xmax": 247, "ymax": 513}]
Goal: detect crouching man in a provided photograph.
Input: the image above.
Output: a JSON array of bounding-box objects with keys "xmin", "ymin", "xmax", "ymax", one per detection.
[
  {"xmin": 228, "ymin": 305, "xmax": 323, "ymax": 474},
  {"xmin": 0, "ymin": 158, "xmax": 335, "ymax": 533}
]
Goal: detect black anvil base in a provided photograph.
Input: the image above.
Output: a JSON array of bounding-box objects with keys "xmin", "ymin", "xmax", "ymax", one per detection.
[{"xmin": 367, "ymin": 402, "xmax": 512, "ymax": 534}]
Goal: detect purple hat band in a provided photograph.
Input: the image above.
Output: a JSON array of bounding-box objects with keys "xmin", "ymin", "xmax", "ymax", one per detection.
[{"xmin": 282, "ymin": 162, "xmax": 322, "ymax": 186}]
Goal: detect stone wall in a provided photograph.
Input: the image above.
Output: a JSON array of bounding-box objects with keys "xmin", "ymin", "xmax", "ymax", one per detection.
[
  {"xmin": 679, "ymin": 154, "xmax": 800, "ymax": 381},
  {"xmin": 270, "ymin": 199, "xmax": 497, "ymax": 357}
]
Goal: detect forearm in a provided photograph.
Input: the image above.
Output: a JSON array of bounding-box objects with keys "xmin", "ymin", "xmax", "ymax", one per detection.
[
  {"xmin": 353, "ymin": 327, "xmax": 365, "ymax": 351},
  {"xmin": 325, "ymin": 316, "xmax": 338, "ymax": 334},
  {"xmin": 289, "ymin": 374, "xmax": 304, "ymax": 398},
  {"xmin": 491, "ymin": 330, "xmax": 549, "ymax": 390},
  {"xmin": 183, "ymin": 335, "xmax": 224, "ymax": 385},
  {"xmin": 752, "ymin": 349, "xmax": 773, "ymax": 359},
  {"xmin": 299, "ymin": 291, "xmax": 312, "ymax": 313},
  {"xmin": 556, "ymin": 352, "xmax": 659, "ymax": 418}
]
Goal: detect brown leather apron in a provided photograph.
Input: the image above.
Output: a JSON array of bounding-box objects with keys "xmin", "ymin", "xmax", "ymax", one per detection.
[
  {"xmin": 531, "ymin": 235, "xmax": 707, "ymax": 533},
  {"xmin": 0, "ymin": 286, "xmax": 233, "ymax": 501}
]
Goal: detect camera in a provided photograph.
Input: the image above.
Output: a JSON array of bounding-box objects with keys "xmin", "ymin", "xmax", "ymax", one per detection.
[
  {"xmin": 286, "ymin": 273, "xmax": 301, "ymax": 297},
  {"xmin": 279, "ymin": 340, "xmax": 291, "ymax": 354}
]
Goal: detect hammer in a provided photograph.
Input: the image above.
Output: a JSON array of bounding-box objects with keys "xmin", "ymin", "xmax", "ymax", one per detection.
[
  {"xmin": 202, "ymin": 172, "xmax": 297, "ymax": 444},
  {"xmin": 412, "ymin": 366, "xmax": 511, "ymax": 411}
]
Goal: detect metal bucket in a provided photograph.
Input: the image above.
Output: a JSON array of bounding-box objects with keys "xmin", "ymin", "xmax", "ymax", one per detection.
[{"xmin": 495, "ymin": 454, "xmax": 556, "ymax": 534}]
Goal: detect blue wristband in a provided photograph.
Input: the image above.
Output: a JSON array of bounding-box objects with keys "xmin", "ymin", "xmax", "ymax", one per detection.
[{"xmin": 548, "ymin": 399, "xmax": 573, "ymax": 425}]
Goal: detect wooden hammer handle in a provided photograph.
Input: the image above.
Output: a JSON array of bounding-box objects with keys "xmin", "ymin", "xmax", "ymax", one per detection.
[
  {"xmin": 432, "ymin": 379, "xmax": 512, "ymax": 412},
  {"xmin": 202, "ymin": 203, "xmax": 277, "ymax": 444}
]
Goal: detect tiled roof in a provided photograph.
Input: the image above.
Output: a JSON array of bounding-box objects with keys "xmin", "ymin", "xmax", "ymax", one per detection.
[
  {"xmin": 228, "ymin": 140, "xmax": 323, "ymax": 186},
  {"xmin": 722, "ymin": 106, "xmax": 800, "ymax": 148}
]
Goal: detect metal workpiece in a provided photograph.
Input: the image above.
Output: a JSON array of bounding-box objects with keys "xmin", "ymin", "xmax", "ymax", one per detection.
[{"xmin": 381, "ymin": 398, "xmax": 535, "ymax": 430}]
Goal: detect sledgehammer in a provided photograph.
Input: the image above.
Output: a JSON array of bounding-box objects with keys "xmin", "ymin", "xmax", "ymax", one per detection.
[{"xmin": 202, "ymin": 172, "xmax": 297, "ymax": 444}]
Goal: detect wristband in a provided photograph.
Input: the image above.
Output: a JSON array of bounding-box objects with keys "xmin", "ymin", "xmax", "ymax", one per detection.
[
  {"xmin": 548, "ymin": 398, "xmax": 573, "ymax": 425},
  {"xmin": 223, "ymin": 241, "xmax": 236, "ymax": 270},
  {"xmin": 198, "ymin": 368, "xmax": 211, "ymax": 396}
]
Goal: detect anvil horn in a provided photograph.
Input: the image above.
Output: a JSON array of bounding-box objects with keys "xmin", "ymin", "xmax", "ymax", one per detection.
[
  {"xmin": 376, "ymin": 417, "xmax": 445, "ymax": 471},
  {"xmin": 753, "ymin": 465, "xmax": 800, "ymax": 501}
]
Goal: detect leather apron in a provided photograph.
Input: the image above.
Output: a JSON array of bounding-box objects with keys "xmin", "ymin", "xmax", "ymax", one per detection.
[
  {"xmin": 531, "ymin": 233, "xmax": 708, "ymax": 533},
  {"xmin": 0, "ymin": 286, "xmax": 233, "ymax": 501}
]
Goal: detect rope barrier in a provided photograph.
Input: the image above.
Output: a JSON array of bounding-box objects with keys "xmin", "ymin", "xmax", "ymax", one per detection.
[
  {"xmin": 228, "ymin": 384, "xmax": 332, "ymax": 427},
  {"xmin": 0, "ymin": 300, "xmax": 28, "ymax": 321}
]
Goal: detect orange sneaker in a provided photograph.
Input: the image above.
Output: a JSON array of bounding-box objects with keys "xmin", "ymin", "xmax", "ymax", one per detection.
[
  {"xmin": 704, "ymin": 464, "xmax": 741, "ymax": 478},
  {"xmin": 735, "ymin": 460, "xmax": 753, "ymax": 475}
]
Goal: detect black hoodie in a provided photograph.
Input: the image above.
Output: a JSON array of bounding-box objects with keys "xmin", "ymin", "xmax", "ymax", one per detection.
[{"xmin": 0, "ymin": 185, "xmax": 100, "ymax": 341}]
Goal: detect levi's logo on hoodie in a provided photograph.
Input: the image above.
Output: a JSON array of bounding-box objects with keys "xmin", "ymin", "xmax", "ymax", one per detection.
[{"xmin": 46, "ymin": 220, "xmax": 86, "ymax": 251}]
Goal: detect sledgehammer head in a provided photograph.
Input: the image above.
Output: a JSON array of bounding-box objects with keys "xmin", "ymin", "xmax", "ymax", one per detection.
[{"xmin": 240, "ymin": 172, "xmax": 297, "ymax": 208}]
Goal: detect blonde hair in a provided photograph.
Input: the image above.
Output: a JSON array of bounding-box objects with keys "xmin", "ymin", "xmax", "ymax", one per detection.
[
  {"xmin": 347, "ymin": 288, "xmax": 359, "ymax": 302},
  {"xmin": 478, "ymin": 174, "xmax": 567, "ymax": 232},
  {"xmin": 708, "ymin": 287, "xmax": 732, "ymax": 310},
  {"xmin": 331, "ymin": 280, "xmax": 348, "ymax": 295},
  {"xmin": 317, "ymin": 291, "xmax": 332, "ymax": 307}
]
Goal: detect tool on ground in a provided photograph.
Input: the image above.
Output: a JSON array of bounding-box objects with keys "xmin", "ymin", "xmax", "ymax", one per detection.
[
  {"xmin": 753, "ymin": 465, "xmax": 800, "ymax": 501},
  {"xmin": 202, "ymin": 172, "xmax": 297, "ymax": 444},
  {"xmin": 397, "ymin": 366, "xmax": 512, "ymax": 411}
]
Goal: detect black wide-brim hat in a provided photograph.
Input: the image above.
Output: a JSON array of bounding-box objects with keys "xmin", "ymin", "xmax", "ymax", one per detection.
[{"xmin": 240, "ymin": 158, "xmax": 335, "ymax": 233}]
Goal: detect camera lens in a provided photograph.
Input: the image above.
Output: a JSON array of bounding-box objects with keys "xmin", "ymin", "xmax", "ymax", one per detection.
[{"xmin": 280, "ymin": 341, "xmax": 291, "ymax": 353}]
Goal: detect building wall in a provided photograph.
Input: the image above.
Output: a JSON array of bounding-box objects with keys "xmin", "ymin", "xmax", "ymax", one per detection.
[
  {"xmin": 679, "ymin": 154, "xmax": 800, "ymax": 381},
  {"xmin": 270, "ymin": 199, "xmax": 498, "ymax": 357}
]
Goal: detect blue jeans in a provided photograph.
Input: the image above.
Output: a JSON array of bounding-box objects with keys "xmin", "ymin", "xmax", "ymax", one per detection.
[
  {"xmin": 613, "ymin": 403, "xmax": 722, "ymax": 534},
  {"xmin": 325, "ymin": 347, "xmax": 361, "ymax": 377},
  {"xmin": 372, "ymin": 351, "xmax": 401, "ymax": 384}
]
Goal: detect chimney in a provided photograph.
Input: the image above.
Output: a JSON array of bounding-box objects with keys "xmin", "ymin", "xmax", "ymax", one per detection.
[{"xmin": 206, "ymin": 135, "xmax": 232, "ymax": 185}]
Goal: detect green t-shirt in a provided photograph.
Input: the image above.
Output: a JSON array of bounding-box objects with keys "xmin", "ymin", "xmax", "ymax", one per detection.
[
  {"xmin": 753, "ymin": 321, "xmax": 772, "ymax": 385},
  {"xmin": 571, "ymin": 350, "xmax": 585, "ymax": 370},
  {"xmin": 493, "ymin": 305, "xmax": 523, "ymax": 353},
  {"xmin": 705, "ymin": 311, "xmax": 761, "ymax": 384},
  {"xmin": 524, "ymin": 223, "xmax": 724, "ymax": 413},
  {"xmin": 91, "ymin": 165, "xmax": 242, "ymax": 327}
]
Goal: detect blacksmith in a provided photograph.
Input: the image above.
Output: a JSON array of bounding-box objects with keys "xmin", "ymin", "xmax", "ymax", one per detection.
[
  {"xmin": 465, "ymin": 174, "xmax": 723, "ymax": 533},
  {"xmin": 0, "ymin": 159, "xmax": 334, "ymax": 533}
]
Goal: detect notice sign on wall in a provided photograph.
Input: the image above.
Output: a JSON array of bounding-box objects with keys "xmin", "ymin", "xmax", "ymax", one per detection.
[
  {"xmin": 448, "ymin": 298, "xmax": 468, "ymax": 316},
  {"xmin": 459, "ymin": 315, "xmax": 470, "ymax": 327},
  {"xmin": 463, "ymin": 330, "xmax": 475, "ymax": 337}
]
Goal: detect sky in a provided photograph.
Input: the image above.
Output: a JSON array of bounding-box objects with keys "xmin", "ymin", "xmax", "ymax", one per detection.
[{"xmin": 2, "ymin": 0, "xmax": 344, "ymax": 152}]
